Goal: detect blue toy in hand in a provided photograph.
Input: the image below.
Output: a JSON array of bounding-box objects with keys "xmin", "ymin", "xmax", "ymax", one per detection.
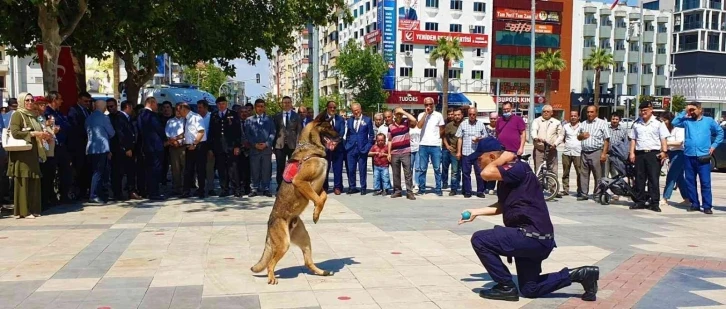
[{"xmin": 461, "ymin": 211, "xmax": 472, "ymax": 220}]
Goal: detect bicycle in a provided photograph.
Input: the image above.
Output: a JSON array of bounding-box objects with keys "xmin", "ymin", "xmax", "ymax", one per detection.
[{"xmin": 520, "ymin": 142, "xmax": 561, "ymax": 201}]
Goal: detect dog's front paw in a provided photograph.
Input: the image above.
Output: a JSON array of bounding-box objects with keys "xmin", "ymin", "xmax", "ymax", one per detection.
[
  {"xmin": 268, "ymin": 277, "xmax": 278, "ymax": 285},
  {"xmin": 313, "ymin": 212, "xmax": 320, "ymax": 224}
]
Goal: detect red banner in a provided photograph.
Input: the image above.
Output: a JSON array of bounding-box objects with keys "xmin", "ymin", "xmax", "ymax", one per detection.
[
  {"xmin": 503, "ymin": 22, "xmax": 554, "ymax": 34},
  {"xmin": 398, "ymin": 19, "xmax": 420, "ymax": 31},
  {"xmin": 386, "ymin": 91, "xmax": 437, "ymax": 105},
  {"xmin": 495, "ymin": 8, "xmax": 561, "ymax": 23},
  {"xmin": 365, "ymin": 30, "xmax": 381, "ymax": 45},
  {"xmin": 400, "ymin": 30, "xmax": 488, "ymax": 47},
  {"xmin": 36, "ymin": 45, "xmax": 78, "ymax": 115}
]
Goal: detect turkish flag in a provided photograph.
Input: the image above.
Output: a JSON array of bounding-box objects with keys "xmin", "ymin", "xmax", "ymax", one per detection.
[{"xmin": 36, "ymin": 45, "xmax": 78, "ymax": 115}]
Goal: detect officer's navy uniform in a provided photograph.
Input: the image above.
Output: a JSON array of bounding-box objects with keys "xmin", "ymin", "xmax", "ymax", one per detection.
[
  {"xmin": 208, "ymin": 108, "xmax": 243, "ymax": 196},
  {"xmin": 470, "ymin": 138, "xmax": 598, "ymax": 302}
]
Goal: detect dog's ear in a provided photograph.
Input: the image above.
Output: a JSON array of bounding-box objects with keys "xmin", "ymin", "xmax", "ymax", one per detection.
[{"xmin": 314, "ymin": 112, "xmax": 328, "ymax": 123}]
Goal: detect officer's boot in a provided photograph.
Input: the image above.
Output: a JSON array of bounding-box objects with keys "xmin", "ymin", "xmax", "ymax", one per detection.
[
  {"xmin": 569, "ymin": 266, "xmax": 599, "ymax": 301},
  {"xmin": 479, "ymin": 283, "xmax": 519, "ymax": 301}
]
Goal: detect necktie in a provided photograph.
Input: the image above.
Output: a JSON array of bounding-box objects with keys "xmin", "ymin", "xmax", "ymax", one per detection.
[
  {"xmin": 285, "ymin": 112, "xmax": 289, "ymax": 127},
  {"xmin": 330, "ymin": 116, "xmax": 335, "ymax": 127},
  {"xmin": 355, "ymin": 118, "xmax": 360, "ymax": 131}
]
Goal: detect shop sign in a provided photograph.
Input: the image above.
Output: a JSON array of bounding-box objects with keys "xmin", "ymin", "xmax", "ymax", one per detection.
[
  {"xmin": 503, "ymin": 23, "xmax": 554, "ymax": 34},
  {"xmin": 387, "ymin": 91, "xmax": 436, "ymax": 104},
  {"xmin": 401, "ymin": 30, "xmax": 488, "ymax": 47},
  {"xmin": 496, "ymin": 8, "xmax": 561, "ymax": 23}
]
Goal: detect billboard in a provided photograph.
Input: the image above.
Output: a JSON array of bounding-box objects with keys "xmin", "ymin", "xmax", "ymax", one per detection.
[
  {"xmin": 364, "ymin": 30, "xmax": 381, "ymax": 45},
  {"xmin": 401, "ymin": 30, "xmax": 489, "ymax": 47},
  {"xmin": 495, "ymin": 8, "xmax": 561, "ymax": 23},
  {"xmin": 398, "ymin": 0, "xmax": 420, "ymax": 31},
  {"xmin": 379, "ymin": 0, "xmax": 396, "ymax": 90},
  {"xmin": 503, "ymin": 22, "xmax": 554, "ymax": 34}
]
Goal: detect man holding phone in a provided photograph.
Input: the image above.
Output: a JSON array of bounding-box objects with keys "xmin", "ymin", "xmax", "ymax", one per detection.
[
  {"xmin": 671, "ymin": 102, "xmax": 724, "ymax": 214},
  {"xmin": 629, "ymin": 102, "xmax": 670, "ymax": 212}
]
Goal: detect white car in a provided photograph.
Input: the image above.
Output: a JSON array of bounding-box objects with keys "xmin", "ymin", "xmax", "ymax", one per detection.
[
  {"xmin": 121, "ymin": 84, "xmax": 216, "ymax": 110},
  {"xmin": 620, "ymin": 118, "xmax": 635, "ymax": 129}
]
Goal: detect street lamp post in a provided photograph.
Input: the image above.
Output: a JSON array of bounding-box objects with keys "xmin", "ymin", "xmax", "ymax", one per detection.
[
  {"xmin": 634, "ymin": 0, "xmax": 644, "ymax": 108},
  {"xmin": 527, "ymin": 0, "xmax": 536, "ymax": 143}
]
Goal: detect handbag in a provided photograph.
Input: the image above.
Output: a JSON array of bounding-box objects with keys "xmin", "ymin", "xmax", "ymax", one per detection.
[
  {"xmin": 2, "ymin": 115, "xmax": 32, "ymax": 152},
  {"xmin": 697, "ymin": 155, "xmax": 711, "ymax": 164}
]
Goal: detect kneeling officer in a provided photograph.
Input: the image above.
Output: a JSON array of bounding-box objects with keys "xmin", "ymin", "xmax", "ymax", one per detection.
[{"xmin": 460, "ymin": 137, "xmax": 599, "ymax": 302}]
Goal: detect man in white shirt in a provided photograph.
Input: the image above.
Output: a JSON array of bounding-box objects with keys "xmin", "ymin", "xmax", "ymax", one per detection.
[
  {"xmin": 629, "ymin": 101, "xmax": 670, "ymax": 212},
  {"xmin": 197, "ymin": 101, "xmax": 215, "ymax": 196},
  {"xmin": 561, "ymin": 111, "xmax": 582, "ymax": 196},
  {"xmin": 181, "ymin": 102, "xmax": 208, "ymax": 198},
  {"xmin": 415, "ymin": 97, "xmax": 446, "ymax": 196},
  {"xmin": 165, "ymin": 105, "xmax": 186, "ymax": 195},
  {"xmin": 530, "ymin": 105, "xmax": 564, "ymax": 180}
]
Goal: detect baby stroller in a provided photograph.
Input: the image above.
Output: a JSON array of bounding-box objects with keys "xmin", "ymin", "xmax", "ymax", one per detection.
[{"xmin": 597, "ymin": 161, "xmax": 637, "ymax": 205}]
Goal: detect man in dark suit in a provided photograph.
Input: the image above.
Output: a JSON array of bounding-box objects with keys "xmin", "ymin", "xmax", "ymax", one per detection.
[
  {"xmin": 111, "ymin": 101, "xmax": 140, "ymax": 200},
  {"xmin": 273, "ymin": 96, "xmax": 302, "ymax": 188},
  {"xmin": 137, "ymin": 97, "xmax": 168, "ymax": 200},
  {"xmin": 43, "ymin": 91, "xmax": 72, "ymax": 204},
  {"xmin": 398, "ymin": 0, "xmax": 418, "ymax": 20},
  {"xmin": 208, "ymin": 96, "xmax": 243, "ymax": 197},
  {"xmin": 345, "ymin": 103, "xmax": 374, "ymax": 195},
  {"xmin": 68, "ymin": 91, "xmax": 93, "ymax": 199},
  {"xmin": 237, "ymin": 104, "xmax": 253, "ymax": 195},
  {"xmin": 324, "ymin": 101, "xmax": 346, "ymax": 195}
]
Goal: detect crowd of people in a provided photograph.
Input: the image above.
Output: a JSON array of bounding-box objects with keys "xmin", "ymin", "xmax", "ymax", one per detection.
[{"xmin": 0, "ymin": 90, "xmax": 723, "ymax": 219}]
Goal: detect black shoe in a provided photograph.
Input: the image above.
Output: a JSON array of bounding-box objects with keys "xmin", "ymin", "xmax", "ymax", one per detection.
[
  {"xmin": 234, "ymin": 192, "xmax": 243, "ymax": 197},
  {"xmin": 704, "ymin": 208, "xmax": 713, "ymax": 215},
  {"xmin": 650, "ymin": 205, "xmax": 662, "ymax": 212},
  {"xmin": 347, "ymin": 188, "xmax": 360, "ymax": 194},
  {"xmin": 630, "ymin": 203, "xmax": 646, "ymax": 210},
  {"xmin": 149, "ymin": 195, "xmax": 166, "ymax": 201},
  {"xmin": 577, "ymin": 196, "xmax": 588, "ymax": 201},
  {"xmin": 449, "ymin": 190, "xmax": 457, "ymax": 196},
  {"xmin": 687, "ymin": 207, "xmax": 700, "ymax": 212},
  {"xmin": 478, "ymin": 284, "xmax": 519, "ymax": 302},
  {"xmin": 569, "ymin": 266, "xmax": 599, "ymax": 301},
  {"xmin": 361, "ymin": 190, "xmax": 367, "ymax": 196},
  {"xmin": 476, "ymin": 193, "xmax": 486, "ymax": 198},
  {"xmin": 208, "ymin": 190, "xmax": 217, "ymax": 196},
  {"xmin": 219, "ymin": 192, "xmax": 230, "ymax": 198},
  {"xmin": 180, "ymin": 193, "xmax": 191, "ymax": 198},
  {"xmin": 263, "ymin": 191, "xmax": 272, "ymax": 197},
  {"xmin": 373, "ymin": 190, "xmax": 383, "ymax": 196},
  {"xmin": 88, "ymin": 198, "xmax": 106, "ymax": 205},
  {"xmin": 464, "ymin": 194, "xmax": 472, "ymax": 198},
  {"xmin": 442, "ymin": 184, "xmax": 449, "ymax": 189}
]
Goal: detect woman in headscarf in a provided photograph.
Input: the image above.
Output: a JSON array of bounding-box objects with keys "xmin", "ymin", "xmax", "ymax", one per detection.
[{"xmin": 7, "ymin": 92, "xmax": 51, "ymax": 218}]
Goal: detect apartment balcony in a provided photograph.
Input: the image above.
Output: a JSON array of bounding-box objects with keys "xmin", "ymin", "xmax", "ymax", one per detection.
[
  {"xmin": 614, "ymin": 50, "xmax": 626, "ymax": 62},
  {"xmin": 642, "ymin": 52, "xmax": 654, "ymax": 64},
  {"xmin": 396, "ymin": 77, "xmax": 491, "ymax": 93},
  {"xmin": 583, "ymin": 47, "xmax": 595, "ymax": 59},
  {"xmin": 628, "ymin": 51, "xmax": 640, "ymax": 61},
  {"xmin": 0, "ymin": 62, "xmax": 8, "ymax": 73},
  {"xmin": 655, "ymin": 54, "xmax": 667, "ymax": 65},
  {"xmin": 584, "ymin": 24, "xmax": 597, "ymax": 37},
  {"xmin": 612, "ymin": 72, "xmax": 625, "ymax": 84},
  {"xmin": 655, "ymin": 75, "xmax": 667, "ymax": 86},
  {"xmin": 627, "ymin": 73, "xmax": 639, "ymax": 84},
  {"xmin": 656, "ymin": 33, "xmax": 668, "ymax": 43},
  {"xmin": 599, "ymin": 26, "xmax": 612, "ymax": 38},
  {"xmin": 614, "ymin": 27, "xmax": 627, "ymax": 39},
  {"xmin": 641, "ymin": 74, "xmax": 653, "ymax": 86},
  {"xmin": 643, "ymin": 31, "xmax": 655, "ymax": 43}
]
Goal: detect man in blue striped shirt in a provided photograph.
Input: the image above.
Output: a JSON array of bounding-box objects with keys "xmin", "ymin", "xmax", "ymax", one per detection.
[{"xmin": 671, "ymin": 102, "xmax": 724, "ymax": 215}]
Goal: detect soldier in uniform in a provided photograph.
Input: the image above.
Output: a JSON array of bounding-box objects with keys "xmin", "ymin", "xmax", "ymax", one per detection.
[
  {"xmin": 460, "ymin": 137, "xmax": 600, "ymax": 302},
  {"xmin": 208, "ymin": 97, "xmax": 243, "ymax": 197}
]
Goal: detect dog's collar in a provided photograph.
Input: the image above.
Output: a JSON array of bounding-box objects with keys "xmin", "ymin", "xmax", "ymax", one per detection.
[{"xmin": 295, "ymin": 141, "xmax": 325, "ymax": 161}]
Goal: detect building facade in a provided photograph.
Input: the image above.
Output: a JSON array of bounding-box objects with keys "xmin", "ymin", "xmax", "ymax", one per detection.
[
  {"xmin": 490, "ymin": 0, "xmax": 572, "ymax": 118},
  {"xmin": 338, "ymin": 0, "xmax": 495, "ymax": 114},
  {"xmin": 570, "ymin": 2, "xmax": 673, "ymax": 116},
  {"xmin": 667, "ymin": 0, "xmax": 726, "ymax": 118},
  {"xmin": 269, "ymin": 26, "xmax": 313, "ymax": 101}
]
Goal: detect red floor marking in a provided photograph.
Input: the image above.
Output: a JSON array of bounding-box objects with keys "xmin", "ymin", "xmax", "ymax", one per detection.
[
  {"xmin": 391, "ymin": 252, "xmax": 402, "ymax": 255},
  {"xmin": 155, "ymin": 233, "xmax": 165, "ymax": 235},
  {"xmin": 688, "ymin": 245, "xmax": 698, "ymax": 247},
  {"xmin": 337, "ymin": 296, "xmax": 351, "ymax": 300},
  {"xmin": 0, "ymin": 237, "xmax": 8, "ymax": 239}
]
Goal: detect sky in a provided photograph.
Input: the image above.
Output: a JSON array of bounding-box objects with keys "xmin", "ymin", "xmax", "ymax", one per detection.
[{"xmin": 231, "ymin": 49, "xmax": 271, "ymax": 99}]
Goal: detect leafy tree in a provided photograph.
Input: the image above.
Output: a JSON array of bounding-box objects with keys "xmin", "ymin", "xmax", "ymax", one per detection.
[
  {"xmin": 298, "ymin": 66, "xmax": 314, "ymax": 104},
  {"xmin": 583, "ymin": 48, "xmax": 614, "ymax": 109},
  {"xmin": 181, "ymin": 63, "xmax": 228, "ymax": 97},
  {"xmin": 535, "ymin": 49, "xmax": 567, "ymax": 105},
  {"xmin": 429, "ymin": 37, "xmax": 463, "ymax": 116},
  {"xmin": 258, "ymin": 92, "xmax": 283, "ymax": 116},
  {"xmin": 334, "ymin": 40, "xmax": 388, "ymax": 113},
  {"xmin": 302, "ymin": 93, "xmax": 342, "ymax": 116},
  {"xmin": 671, "ymin": 94, "xmax": 686, "ymax": 112},
  {"xmin": 1, "ymin": 0, "xmax": 349, "ymax": 104},
  {"xmin": 0, "ymin": 0, "xmax": 88, "ymax": 93}
]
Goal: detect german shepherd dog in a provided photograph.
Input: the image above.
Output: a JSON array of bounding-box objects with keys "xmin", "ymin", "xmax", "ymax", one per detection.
[{"xmin": 251, "ymin": 113, "xmax": 341, "ymax": 284}]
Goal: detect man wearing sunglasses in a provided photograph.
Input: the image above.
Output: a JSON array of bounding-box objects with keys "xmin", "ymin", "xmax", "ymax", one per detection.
[
  {"xmin": 415, "ymin": 97, "xmax": 445, "ymax": 196},
  {"xmin": 323, "ymin": 101, "xmax": 346, "ymax": 195}
]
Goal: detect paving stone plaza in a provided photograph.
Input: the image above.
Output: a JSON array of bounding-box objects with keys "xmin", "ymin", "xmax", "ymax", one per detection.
[{"xmin": 1, "ymin": 150, "xmax": 725, "ymax": 309}]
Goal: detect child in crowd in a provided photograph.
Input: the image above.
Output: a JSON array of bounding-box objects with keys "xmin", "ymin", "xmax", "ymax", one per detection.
[{"xmin": 369, "ymin": 133, "xmax": 392, "ymax": 196}]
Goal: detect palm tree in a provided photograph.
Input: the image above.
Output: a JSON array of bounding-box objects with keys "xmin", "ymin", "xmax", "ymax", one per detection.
[
  {"xmin": 429, "ymin": 37, "xmax": 463, "ymax": 115},
  {"xmin": 535, "ymin": 49, "xmax": 567, "ymax": 105},
  {"xmin": 582, "ymin": 48, "xmax": 614, "ymax": 109}
]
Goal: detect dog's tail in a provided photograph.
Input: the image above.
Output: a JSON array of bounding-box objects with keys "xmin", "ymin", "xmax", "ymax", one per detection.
[{"xmin": 251, "ymin": 235, "xmax": 272, "ymax": 273}]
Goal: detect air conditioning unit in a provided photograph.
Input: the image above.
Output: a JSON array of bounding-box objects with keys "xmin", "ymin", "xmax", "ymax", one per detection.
[
  {"xmin": 404, "ymin": 51, "xmax": 413, "ymax": 57},
  {"xmin": 469, "ymin": 25, "xmax": 476, "ymax": 30}
]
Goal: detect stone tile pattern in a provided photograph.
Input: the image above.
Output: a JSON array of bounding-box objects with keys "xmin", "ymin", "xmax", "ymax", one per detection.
[{"xmin": 559, "ymin": 254, "xmax": 726, "ymax": 309}]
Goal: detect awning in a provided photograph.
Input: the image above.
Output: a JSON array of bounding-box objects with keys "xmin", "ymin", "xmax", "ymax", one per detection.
[
  {"xmin": 464, "ymin": 93, "xmax": 496, "ymax": 112},
  {"xmin": 441, "ymin": 93, "xmax": 471, "ymax": 106}
]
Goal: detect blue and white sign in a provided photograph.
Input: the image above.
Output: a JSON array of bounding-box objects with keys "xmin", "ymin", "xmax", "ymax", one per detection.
[{"xmin": 379, "ymin": 0, "xmax": 396, "ymax": 90}]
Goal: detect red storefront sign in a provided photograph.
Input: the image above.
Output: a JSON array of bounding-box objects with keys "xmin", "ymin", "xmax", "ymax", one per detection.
[
  {"xmin": 36, "ymin": 45, "xmax": 78, "ymax": 115},
  {"xmin": 495, "ymin": 8, "xmax": 561, "ymax": 23},
  {"xmin": 387, "ymin": 91, "xmax": 437, "ymax": 105},
  {"xmin": 401, "ymin": 30, "xmax": 488, "ymax": 47},
  {"xmin": 365, "ymin": 30, "xmax": 381, "ymax": 45}
]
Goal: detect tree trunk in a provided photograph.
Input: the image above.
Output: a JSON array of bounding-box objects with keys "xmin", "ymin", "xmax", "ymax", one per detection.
[
  {"xmin": 593, "ymin": 68, "xmax": 601, "ymax": 110},
  {"xmin": 124, "ymin": 79, "xmax": 142, "ymax": 106},
  {"xmin": 120, "ymin": 51, "xmax": 157, "ymax": 106},
  {"xmin": 38, "ymin": 6, "xmax": 62, "ymax": 93},
  {"xmin": 113, "ymin": 53, "xmax": 120, "ymax": 99},
  {"xmin": 442, "ymin": 60, "xmax": 450, "ymax": 115},
  {"xmin": 72, "ymin": 52, "xmax": 87, "ymax": 93},
  {"xmin": 545, "ymin": 71, "xmax": 552, "ymax": 106}
]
